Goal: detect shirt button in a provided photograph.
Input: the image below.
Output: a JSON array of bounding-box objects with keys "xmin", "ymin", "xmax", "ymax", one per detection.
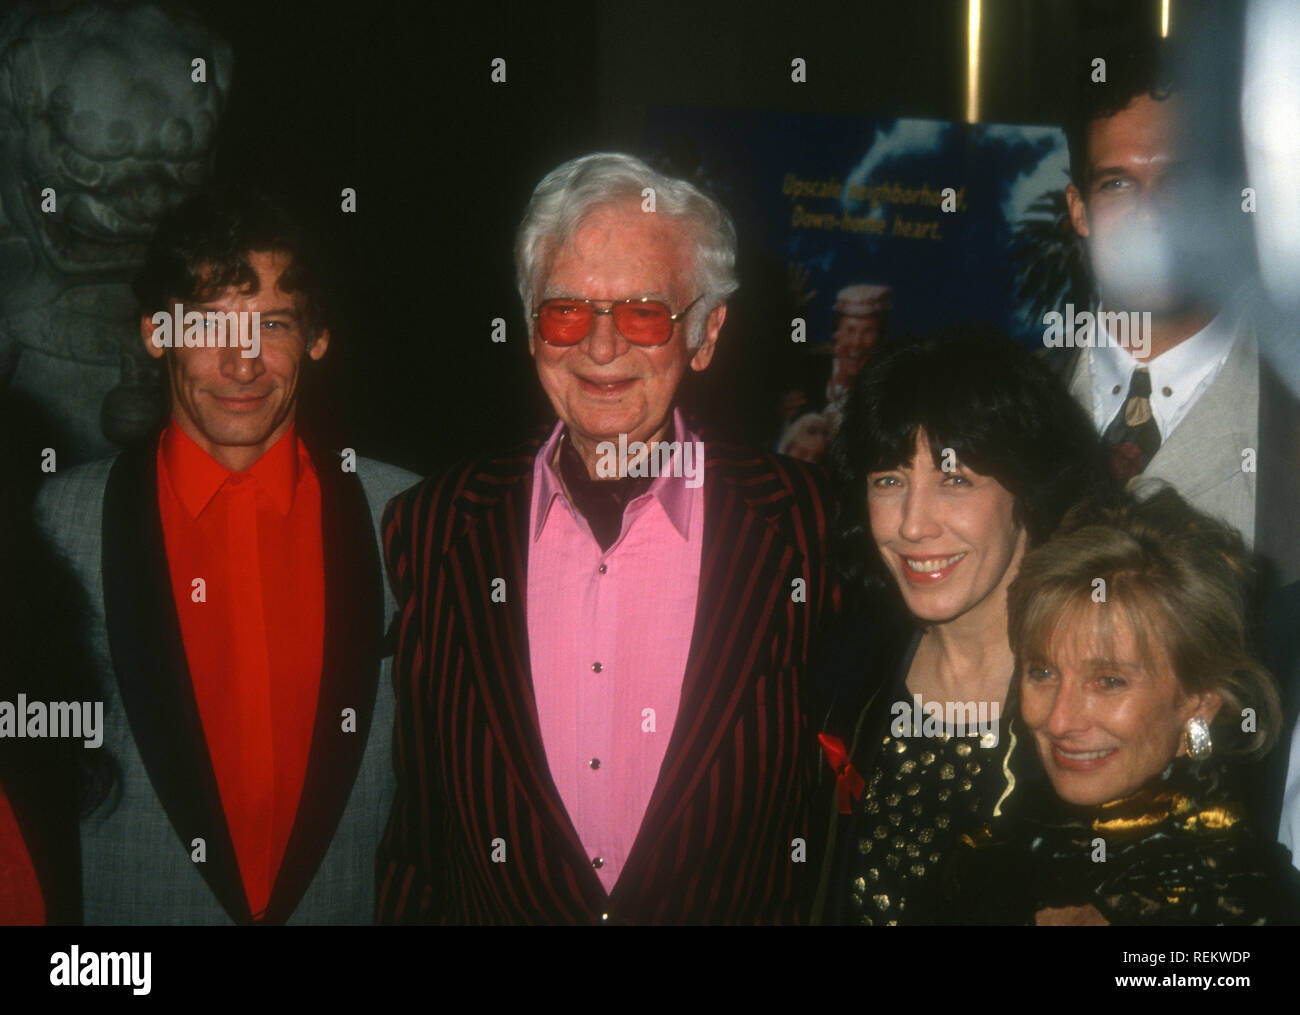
[
  {"xmin": 589, "ymin": 758, "xmax": 601, "ymax": 770},
  {"xmin": 591, "ymin": 661, "xmax": 603, "ymax": 673},
  {"xmin": 1162, "ymin": 386, "xmax": 1172, "ymax": 397},
  {"xmin": 1111, "ymin": 385, "xmax": 1121, "ymax": 395},
  {"xmin": 592, "ymin": 856, "xmax": 604, "ymax": 869},
  {"xmin": 598, "ymin": 563, "xmax": 607, "ymax": 574}
]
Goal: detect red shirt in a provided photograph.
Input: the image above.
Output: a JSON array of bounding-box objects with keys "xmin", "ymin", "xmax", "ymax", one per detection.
[
  {"xmin": 157, "ymin": 423, "xmax": 324, "ymax": 919},
  {"xmin": 0, "ymin": 785, "xmax": 43, "ymax": 924}
]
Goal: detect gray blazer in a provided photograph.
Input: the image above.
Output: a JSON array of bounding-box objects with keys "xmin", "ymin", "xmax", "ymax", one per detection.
[
  {"xmin": 1055, "ymin": 322, "xmax": 1300, "ymax": 590},
  {"xmin": 35, "ymin": 434, "xmax": 417, "ymax": 925}
]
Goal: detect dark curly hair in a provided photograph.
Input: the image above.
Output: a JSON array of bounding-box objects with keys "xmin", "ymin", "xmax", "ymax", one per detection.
[
  {"xmin": 132, "ymin": 185, "xmax": 332, "ymax": 342},
  {"xmin": 827, "ymin": 332, "xmax": 1111, "ymax": 614},
  {"xmin": 1066, "ymin": 38, "xmax": 1178, "ymax": 191}
]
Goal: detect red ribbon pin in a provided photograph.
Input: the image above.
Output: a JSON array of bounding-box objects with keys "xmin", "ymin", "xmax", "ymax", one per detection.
[{"xmin": 818, "ymin": 732, "xmax": 866, "ymax": 815}]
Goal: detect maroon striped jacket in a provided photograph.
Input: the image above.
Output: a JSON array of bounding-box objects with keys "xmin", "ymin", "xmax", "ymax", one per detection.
[{"xmin": 375, "ymin": 430, "xmax": 837, "ymax": 924}]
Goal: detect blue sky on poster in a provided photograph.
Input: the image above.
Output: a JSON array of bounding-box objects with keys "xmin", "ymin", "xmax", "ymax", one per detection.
[{"xmin": 645, "ymin": 108, "xmax": 1071, "ymax": 346}]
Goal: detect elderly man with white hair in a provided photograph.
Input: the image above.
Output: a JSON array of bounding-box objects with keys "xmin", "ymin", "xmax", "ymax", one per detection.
[{"xmin": 376, "ymin": 153, "xmax": 838, "ymax": 924}]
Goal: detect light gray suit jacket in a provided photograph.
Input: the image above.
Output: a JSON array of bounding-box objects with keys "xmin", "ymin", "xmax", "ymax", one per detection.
[
  {"xmin": 35, "ymin": 434, "xmax": 417, "ymax": 925},
  {"xmin": 1060, "ymin": 320, "xmax": 1300, "ymax": 590}
]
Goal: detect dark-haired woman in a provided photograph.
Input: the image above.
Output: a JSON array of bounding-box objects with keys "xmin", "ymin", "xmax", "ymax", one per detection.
[{"xmin": 811, "ymin": 333, "xmax": 1111, "ymax": 925}]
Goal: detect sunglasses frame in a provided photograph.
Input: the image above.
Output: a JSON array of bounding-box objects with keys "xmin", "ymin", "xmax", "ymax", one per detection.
[{"xmin": 531, "ymin": 294, "xmax": 705, "ymax": 347}]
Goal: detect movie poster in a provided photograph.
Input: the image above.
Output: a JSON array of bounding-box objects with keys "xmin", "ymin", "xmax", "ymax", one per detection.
[{"xmin": 645, "ymin": 108, "xmax": 1087, "ymax": 459}]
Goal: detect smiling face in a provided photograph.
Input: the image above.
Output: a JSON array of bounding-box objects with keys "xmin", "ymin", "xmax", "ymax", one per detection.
[
  {"xmin": 141, "ymin": 249, "xmax": 327, "ymax": 472},
  {"xmin": 1066, "ymin": 93, "xmax": 1194, "ymax": 316},
  {"xmin": 529, "ymin": 200, "xmax": 724, "ymax": 471},
  {"xmin": 831, "ymin": 314, "xmax": 882, "ymax": 383},
  {"xmin": 1020, "ymin": 609, "xmax": 1220, "ymax": 806},
  {"xmin": 867, "ymin": 429, "xmax": 1027, "ymax": 626}
]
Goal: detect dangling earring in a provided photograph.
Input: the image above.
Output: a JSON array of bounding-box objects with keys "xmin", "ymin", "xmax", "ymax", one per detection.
[{"xmin": 1183, "ymin": 717, "xmax": 1212, "ymax": 761}]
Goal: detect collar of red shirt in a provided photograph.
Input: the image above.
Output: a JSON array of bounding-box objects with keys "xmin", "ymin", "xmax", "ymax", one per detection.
[{"xmin": 160, "ymin": 420, "xmax": 301, "ymax": 519}]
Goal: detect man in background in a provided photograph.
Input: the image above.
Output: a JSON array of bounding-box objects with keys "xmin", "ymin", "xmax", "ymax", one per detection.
[{"xmin": 1059, "ymin": 41, "xmax": 1300, "ymax": 587}]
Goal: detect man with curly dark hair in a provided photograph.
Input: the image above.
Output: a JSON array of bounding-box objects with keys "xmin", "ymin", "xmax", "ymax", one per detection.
[
  {"xmin": 1057, "ymin": 40, "xmax": 1300, "ymax": 593},
  {"xmin": 32, "ymin": 186, "xmax": 416, "ymax": 925}
]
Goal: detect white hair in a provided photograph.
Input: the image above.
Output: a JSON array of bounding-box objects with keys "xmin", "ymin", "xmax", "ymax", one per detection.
[
  {"xmin": 514, "ymin": 152, "xmax": 739, "ymax": 349},
  {"xmin": 778, "ymin": 412, "xmax": 831, "ymax": 457}
]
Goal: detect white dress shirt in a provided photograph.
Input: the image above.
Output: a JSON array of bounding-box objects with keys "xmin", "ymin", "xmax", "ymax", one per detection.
[{"xmin": 1089, "ymin": 303, "xmax": 1240, "ymax": 441}]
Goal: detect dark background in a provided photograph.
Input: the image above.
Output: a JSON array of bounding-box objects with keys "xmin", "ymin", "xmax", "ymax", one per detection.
[{"xmin": 178, "ymin": 0, "xmax": 1245, "ymax": 474}]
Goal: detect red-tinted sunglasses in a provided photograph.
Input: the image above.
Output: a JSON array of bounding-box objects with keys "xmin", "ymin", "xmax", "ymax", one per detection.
[{"xmin": 532, "ymin": 295, "xmax": 704, "ymax": 347}]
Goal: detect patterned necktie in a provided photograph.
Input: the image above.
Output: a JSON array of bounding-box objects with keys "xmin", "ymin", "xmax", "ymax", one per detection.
[{"xmin": 1104, "ymin": 367, "xmax": 1161, "ymax": 482}]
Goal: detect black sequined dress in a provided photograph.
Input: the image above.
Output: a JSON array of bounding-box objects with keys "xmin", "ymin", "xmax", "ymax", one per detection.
[{"xmin": 818, "ymin": 632, "xmax": 1013, "ymax": 925}]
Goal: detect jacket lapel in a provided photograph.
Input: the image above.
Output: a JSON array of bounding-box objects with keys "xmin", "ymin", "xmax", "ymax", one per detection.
[
  {"xmin": 445, "ymin": 435, "xmax": 603, "ymax": 893},
  {"xmin": 264, "ymin": 441, "xmax": 384, "ymax": 923},
  {"xmin": 613, "ymin": 443, "xmax": 806, "ymax": 899},
  {"xmin": 1144, "ymin": 331, "xmax": 1257, "ymax": 501},
  {"xmin": 101, "ymin": 437, "xmax": 251, "ymax": 924},
  {"xmin": 447, "ymin": 434, "xmax": 816, "ymax": 907}
]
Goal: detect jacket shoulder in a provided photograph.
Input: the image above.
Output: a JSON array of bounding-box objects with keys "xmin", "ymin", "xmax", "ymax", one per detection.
[
  {"xmin": 354, "ymin": 457, "xmax": 420, "ymax": 516},
  {"xmin": 33, "ymin": 456, "xmax": 117, "ymax": 543},
  {"xmin": 706, "ymin": 440, "xmax": 832, "ymax": 500},
  {"xmin": 382, "ymin": 443, "xmax": 537, "ymax": 554},
  {"xmin": 705, "ymin": 441, "xmax": 835, "ymax": 545}
]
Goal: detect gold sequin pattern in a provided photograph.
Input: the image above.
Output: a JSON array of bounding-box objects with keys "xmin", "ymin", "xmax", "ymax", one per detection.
[{"xmin": 842, "ymin": 725, "xmax": 1008, "ymax": 925}]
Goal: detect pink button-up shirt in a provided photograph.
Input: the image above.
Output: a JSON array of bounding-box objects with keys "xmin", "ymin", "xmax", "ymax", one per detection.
[{"xmin": 526, "ymin": 408, "xmax": 705, "ymax": 893}]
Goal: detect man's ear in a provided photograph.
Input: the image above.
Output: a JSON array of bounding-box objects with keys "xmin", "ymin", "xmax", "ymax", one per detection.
[
  {"xmin": 690, "ymin": 303, "xmax": 726, "ymax": 372},
  {"xmin": 308, "ymin": 328, "xmax": 330, "ymax": 361},
  {"xmin": 1066, "ymin": 183, "xmax": 1090, "ymax": 238},
  {"xmin": 140, "ymin": 313, "xmax": 167, "ymax": 360}
]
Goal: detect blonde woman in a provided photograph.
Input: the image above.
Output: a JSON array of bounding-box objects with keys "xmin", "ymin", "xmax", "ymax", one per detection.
[{"xmin": 948, "ymin": 487, "xmax": 1300, "ymax": 925}]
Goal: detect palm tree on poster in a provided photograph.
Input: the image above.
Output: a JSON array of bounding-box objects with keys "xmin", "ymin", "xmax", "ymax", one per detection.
[{"xmin": 1008, "ymin": 189, "xmax": 1094, "ymax": 333}]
